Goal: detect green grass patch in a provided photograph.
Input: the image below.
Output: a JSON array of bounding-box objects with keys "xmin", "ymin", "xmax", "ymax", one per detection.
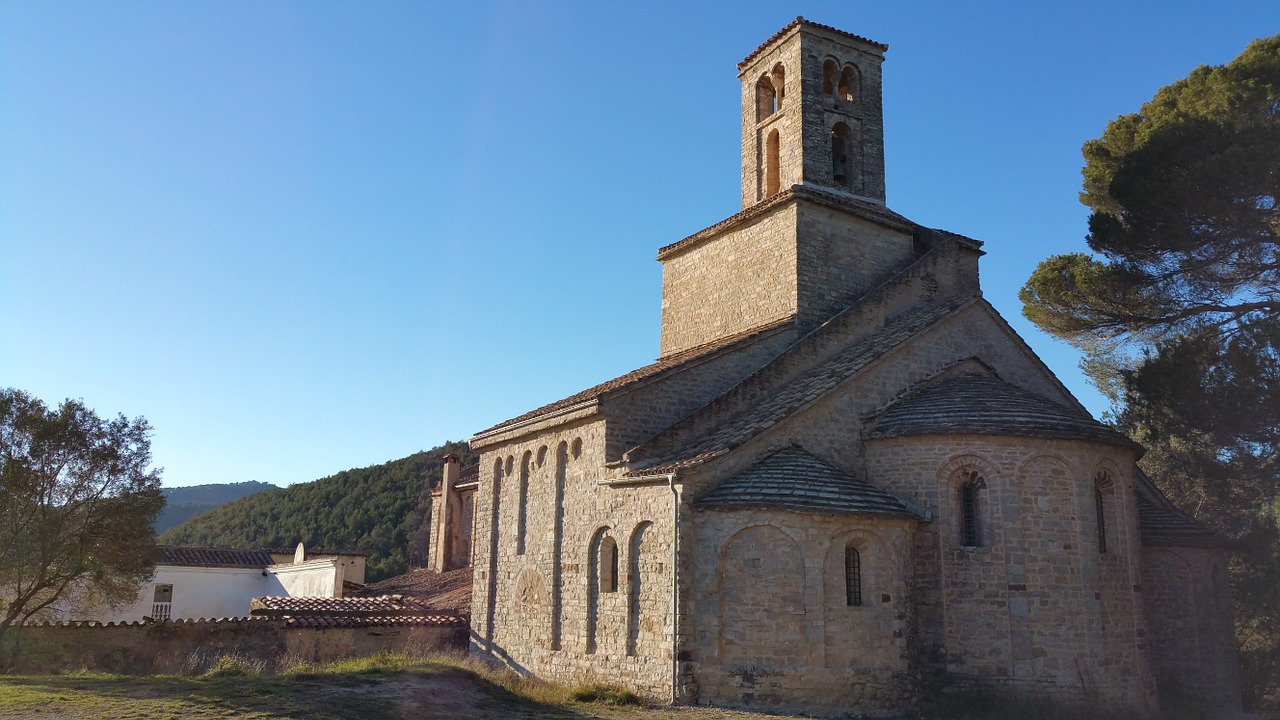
[{"xmin": 566, "ymin": 684, "xmax": 644, "ymax": 706}]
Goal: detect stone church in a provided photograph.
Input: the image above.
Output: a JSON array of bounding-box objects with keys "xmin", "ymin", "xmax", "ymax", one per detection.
[{"xmin": 430, "ymin": 18, "xmax": 1243, "ymax": 717}]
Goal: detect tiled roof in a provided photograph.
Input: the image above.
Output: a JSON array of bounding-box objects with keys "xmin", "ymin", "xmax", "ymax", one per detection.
[
  {"xmin": 283, "ymin": 615, "xmax": 466, "ymax": 628},
  {"xmin": 863, "ymin": 372, "xmax": 1140, "ymax": 450},
  {"xmin": 738, "ymin": 17, "xmax": 887, "ymax": 71},
  {"xmin": 694, "ymin": 446, "xmax": 916, "ymax": 518},
  {"xmin": 459, "ymin": 464, "xmax": 479, "ymax": 483},
  {"xmin": 625, "ymin": 300, "xmax": 962, "ymax": 476},
  {"xmin": 250, "ymin": 595, "xmax": 437, "ymax": 617},
  {"xmin": 1135, "ymin": 471, "xmax": 1225, "ymax": 548},
  {"xmin": 352, "ymin": 567, "xmax": 473, "ymax": 614},
  {"xmin": 473, "ymin": 317, "xmax": 792, "ymax": 437},
  {"xmin": 159, "ymin": 546, "xmax": 274, "ymax": 568},
  {"xmin": 21, "ymin": 615, "xmax": 463, "ymax": 629},
  {"xmin": 263, "ymin": 547, "xmax": 367, "ymax": 558},
  {"xmin": 656, "ymin": 185, "xmax": 922, "ymax": 261}
]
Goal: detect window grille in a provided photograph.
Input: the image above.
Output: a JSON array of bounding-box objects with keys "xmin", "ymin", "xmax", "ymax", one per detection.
[
  {"xmin": 844, "ymin": 545, "xmax": 862, "ymax": 606},
  {"xmin": 960, "ymin": 481, "xmax": 981, "ymax": 547},
  {"xmin": 151, "ymin": 584, "xmax": 173, "ymax": 621},
  {"xmin": 1096, "ymin": 487, "xmax": 1108, "ymax": 554}
]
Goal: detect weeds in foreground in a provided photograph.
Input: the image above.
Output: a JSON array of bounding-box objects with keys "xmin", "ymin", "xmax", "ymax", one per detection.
[{"xmin": 566, "ymin": 684, "xmax": 644, "ymax": 706}]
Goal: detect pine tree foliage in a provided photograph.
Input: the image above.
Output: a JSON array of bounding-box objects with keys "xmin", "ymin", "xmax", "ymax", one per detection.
[
  {"xmin": 1021, "ymin": 35, "xmax": 1280, "ymax": 347},
  {"xmin": 159, "ymin": 441, "xmax": 478, "ymax": 582}
]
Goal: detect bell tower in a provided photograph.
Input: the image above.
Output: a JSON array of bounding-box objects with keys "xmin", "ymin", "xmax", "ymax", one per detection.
[{"xmin": 738, "ymin": 18, "xmax": 887, "ymax": 208}]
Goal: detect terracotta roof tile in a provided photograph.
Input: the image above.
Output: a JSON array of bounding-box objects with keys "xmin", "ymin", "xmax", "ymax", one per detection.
[
  {"xmin": 250, "ymin": 595, "xmax": 437, "ymax": 617},
  {"xmin": 625, "ymin": 300, "xmax": 962, "ymax": 476},
  {"xmin": 22, "ymin": 615, "xmax": 462, "ymax": 628},
  {"xmin": 263, "ymin": 547, "xmax": 367, "ymax": 557},
  {"xmin": 159, "ymin": 546, "xmax": 273, "ymax": 568},
  {"xmin": 283, "ymin": 615, "xmax": 466, "ymax": 628},
  {"xmin": 352, "ymin": 567, "xmax": 473, "ymax": 614},
  {"xmin": 474, "ymin": 318, "xmax": 792, "ymax": 437},
  {"xmin": 863, "ymin": 372, "xmax": 1140, "ymax": 450},
  {"xmin": 694, "ymin": 446, "xmax": 916, "ymax": 518},
  {"xmin": 738, "ymin": 17, "xmax": 887, "ymax": 71}
]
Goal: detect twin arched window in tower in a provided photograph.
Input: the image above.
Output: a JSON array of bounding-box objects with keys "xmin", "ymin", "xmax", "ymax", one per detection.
[
  {"xmin": 756, "ymin": 64, "xmax": 786, "ymax": 122},
  {"xmin": 823, "ymin": 58, "xmax": 860, "ymax": 102}
]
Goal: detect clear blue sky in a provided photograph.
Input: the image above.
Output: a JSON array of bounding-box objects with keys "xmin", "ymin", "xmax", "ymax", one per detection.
[{"xmin": 2, "ymin": 1, "xmax": 1275, "ymax": 488}]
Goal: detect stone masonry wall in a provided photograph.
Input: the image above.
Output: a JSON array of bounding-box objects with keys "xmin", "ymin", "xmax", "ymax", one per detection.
[
  {"xmin": 796, "ymin": 30, "xmax": 886, "ymax": 202},
  {"xmin": 865, "ymin": 436, "xmax": 1154, "ymax": 709},
  {"xmin": 659, "ymin": 204, "xmax": 798, "ymax": 357},
  {"xmin": 470, "ymin": 418, "xmax": 676, "ymax": 700},
  {"xmin": 1142, "ymin": 546, "xmax": 1243, "ymax": 714},
  {"xmin": 740, "ymin": 37, "xmax": 803, "ymax": 207},
  {"xmin": 604, "ymin": 327, "xmax": 795, "ymax": 460},
  {"xmin": 640, "ymin": 237, "xmax": 983, "ymax": 469},
  {"xmin": 794, "ymin": 200, "xmax": 914, "ymax": 333},
  {"xmin": 684, "ymin": 508, "xmax": 917, "ymax": 716},
  {"xmin": 2, "ymin": 619, "xmax": 466, "ymax": 674}
]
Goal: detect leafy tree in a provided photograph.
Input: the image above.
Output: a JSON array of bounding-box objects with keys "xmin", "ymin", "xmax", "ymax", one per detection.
[
  {"xmin": 1020, "ymin": 35, "xmax": 1280, "ymax": 710},
  {"xmin": 0, "ymin": 389, "xmax": 165, "ymax": 640}
]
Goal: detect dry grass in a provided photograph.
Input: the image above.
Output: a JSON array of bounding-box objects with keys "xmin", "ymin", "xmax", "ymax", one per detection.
[
  {"xmin": 0, "ymin": 651, "xmax": 1216, "ymax": 720},
  {"xmin": 0, "ymin": 650, "xmax": 809, "ymax": 720}
]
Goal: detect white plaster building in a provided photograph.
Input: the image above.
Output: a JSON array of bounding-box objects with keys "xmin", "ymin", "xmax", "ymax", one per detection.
[{"xmin": 87, "ymin": 544, "xmax": 366, "ymax": 623}]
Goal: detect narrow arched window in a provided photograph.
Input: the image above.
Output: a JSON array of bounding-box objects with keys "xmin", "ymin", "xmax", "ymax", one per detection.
[
  {"xmin": 844, "ymin": 545, "xmax": 862, "ymax": 606},
  {"xmin": 765, "ymin": 129, "xmax": 780, "ymax": 197},
  {"xmin": 600, "ymin": 536, "xmax": 618, "ymax": 593},
  {"xmin": 1095, "ymin": 471, "xmax": 1114, "ymax": 554},
  {"xmin": 958, "ymin": 469, "xmax": 985, "ymax": 547},
  {"xmin": 1095, "ymin": 488, "xmax": 1107, "ymax": 553},
  {"xmin": 756, "ymin": 73, "xmax": 777, "ymax": 122},
  {"xmin": 838, "ymin": 63, "xmax": 859, "ymax": 102},
  {"xmin": 771, "ymin": 63, "xmax": 785, "ymax": 111},
  {"xmin": 516, "ymin": 451, "xmax": 531, "ymax": 555},
  {"xmin": 822, "ymin": 58, "xmax": 839, "ymax": 97},
  {"xmin": 831, "ymin": 123, "xmax": 852, "ymax": 185}
]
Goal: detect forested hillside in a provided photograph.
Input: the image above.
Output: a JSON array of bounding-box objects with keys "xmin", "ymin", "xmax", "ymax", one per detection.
[
  {"xmin": 157, "ymin": 481, "xmax": 277, "ymax": 532},
  {"xmin": 159, "ymin": 441, "xmax": 478, "ymax": 581}
]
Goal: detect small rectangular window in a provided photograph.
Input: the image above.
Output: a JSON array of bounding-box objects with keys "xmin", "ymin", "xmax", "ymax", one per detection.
[{"xmin": 153, "ymin": 584, "xmax": 173, "ymax": 603}]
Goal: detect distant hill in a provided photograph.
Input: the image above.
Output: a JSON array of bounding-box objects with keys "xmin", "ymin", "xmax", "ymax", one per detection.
[
  {"xmin": 157, "ymin": 481, "xmax": 278, "ymax": 533},
  {"xmin": 158, "ymin": 441, "xmax": 479, "ymax": 582}
]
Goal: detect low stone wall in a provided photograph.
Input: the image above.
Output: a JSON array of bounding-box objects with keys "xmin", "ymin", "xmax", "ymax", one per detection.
[{"xmin": 0, "ymin": 617, "xmax": 468, "ymax": 674}]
